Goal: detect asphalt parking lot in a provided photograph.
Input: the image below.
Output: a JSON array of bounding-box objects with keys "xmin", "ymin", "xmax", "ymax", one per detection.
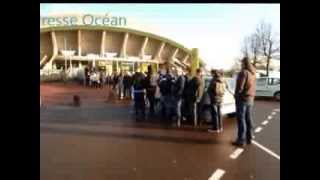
[{"xmin": 40, "ymin": 83, "xmax": 280, "ymax": 180}]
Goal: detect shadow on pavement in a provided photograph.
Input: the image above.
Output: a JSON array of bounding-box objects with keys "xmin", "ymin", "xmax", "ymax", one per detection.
[{"xmin": 40, "ymin": 126, "xmax": 222, "ymax": 145}]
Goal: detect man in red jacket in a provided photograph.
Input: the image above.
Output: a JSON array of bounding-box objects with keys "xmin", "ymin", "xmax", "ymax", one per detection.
[{"xmin": 232, "ymin": 57, "xmax": 256, "ymax": 146}]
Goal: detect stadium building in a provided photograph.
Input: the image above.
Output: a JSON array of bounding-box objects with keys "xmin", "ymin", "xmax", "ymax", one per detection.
[{"xmin": 40, "ymin": 25, "xmax": 204, "ymax": 79}]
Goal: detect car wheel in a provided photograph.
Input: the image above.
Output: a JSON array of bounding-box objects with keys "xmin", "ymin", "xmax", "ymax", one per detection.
[{"xmin": 274, "ymin": 92, "xmax": 280, "ymax": 101}]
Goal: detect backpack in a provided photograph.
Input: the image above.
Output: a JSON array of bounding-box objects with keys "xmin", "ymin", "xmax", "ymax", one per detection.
[
  {"xmin": 215, "ymin": 81, "xmax": 225, "ymax": 97},
  {"xmin": 159, "ymin": 74, "xmax": 173, "ymax": 96}
]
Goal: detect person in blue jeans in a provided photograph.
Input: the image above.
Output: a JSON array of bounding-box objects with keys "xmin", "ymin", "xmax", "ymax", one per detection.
[
  {"xmin": 207, "ymin": 70, "xmax": 225, "ymax": 133},
  {"xmin": 172, "ymin": 69, "xmax": 186, "ymax": 127},
  {"xmin": 232, "ymin": 57, "xmax": 256, "ymax": 146}
]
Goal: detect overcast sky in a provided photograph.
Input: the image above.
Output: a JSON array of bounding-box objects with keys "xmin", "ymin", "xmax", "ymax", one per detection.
[{"xmin": 40, "ymin": 3, "xmax": 280, "ymax": 70}]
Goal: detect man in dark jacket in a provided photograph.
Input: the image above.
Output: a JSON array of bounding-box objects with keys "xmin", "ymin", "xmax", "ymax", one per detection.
[
  {"xmin": 159, "ymin": 68, "xmax": 174, "ymax": 123},
  {"xmin": 232, "ymin": 57, "xmax": 256, "ymax": 146},
  {"xmin": 182, "ymin": 68, "xmax": 201, "ymax": 127},
  {"xmin": 208, "ymin": 70, "xmax": 225, "ymax": 133},
  {"xmin": 132, "ymin": 72, "xmax": 147, "ymax": 121},
  {"xmin": 145, "ymin": 65, "xmax": 157, "ymax": 116}
]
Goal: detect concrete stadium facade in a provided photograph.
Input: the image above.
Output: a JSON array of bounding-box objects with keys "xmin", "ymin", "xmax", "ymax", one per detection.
[{"xmin": 40, "ymin": 25, "xmax": 202, "ymax": 75}]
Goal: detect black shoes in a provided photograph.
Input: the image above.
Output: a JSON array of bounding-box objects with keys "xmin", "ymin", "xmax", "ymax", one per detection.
[
  {"xmin": 231, "ymin": 141, "xmax": 245, "ymax": 147},
  {"xmin": 247, "ymin": 140, "xmax": 252, "ymax": 145},
  {"xmin": 232, "ymin": 140, "xmax": 252, "ymax": 146}
]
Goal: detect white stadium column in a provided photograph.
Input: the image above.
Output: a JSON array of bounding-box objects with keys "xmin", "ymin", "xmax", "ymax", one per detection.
[
  {"xmin": 156, "ymin": 42, "xmax": 166, "ymax": 60},
  {"xmin": 101, "ymin": 31, "xmax": 106, "ymax": 56},
  {"xmin": 78, "ymin": 30, "xmax": 82, "ymax": 56},
  {"xmin": 183, "ymin": 54, "xmax": 189, "ymax": 64},
  {"xmin": 40, "ymin": 55, "xmax": 48, "ymax": 66},
  {"xmin": 120, "ymin": 32, "xmax": 129, "ymax": 58},
  {"xmin": 43, "ymin": 31, "xmax": 58, "ymax": 70},
  {"xmin": 171, "ymin": 48, "xmax": 179, "ymax": 61},
  {"xmin": 139, "ymin": 37, "xmax": 149, "ymax": 59}
]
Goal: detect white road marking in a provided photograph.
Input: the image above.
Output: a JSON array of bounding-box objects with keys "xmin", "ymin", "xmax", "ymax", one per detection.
[
  {"xmin": 254, "ymin": 126, "xmax": 263, "ymax": 133},
  {"xmin": 209, "ymin": 169, "xmax": 226, "ymax": 180},
  {"xmin": 230, "ymin": 148, "xmax": 244, "ymax": 159},
  {"xmin": 271, "ymin": 112, "xmax": 277, "ymax": 115},
  {"xmin": 252, "ymin": 140, "xmax": 280, "ymax": 160},
  {"xmin": 273, "ymin": 108, "xmax": 280, "ymax": 112},
  {"xmin": 267, "ymin": 115, "xmax": 273, "ymax": 120},
  {"xmin": 262, "ymin": 120, "xmax": 269, "ymax": 125}
]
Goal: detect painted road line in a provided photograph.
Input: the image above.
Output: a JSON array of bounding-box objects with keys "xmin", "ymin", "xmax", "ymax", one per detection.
[
  {"xmin": 267, "ymin": 115, "xmax": 273, "ymax": 120},
  {"xmin": 271, "ymin": 111, "xmax": 277, "ymax": 115},
  {"xmin": 252, "ymin": 140, "xmax": 280, "ymax": 160},
  {"xmin": 273, "ymin": 108, "xmax": 280, "ymax": 112},
  {"xmin": 230, "ymin": 148, "xmax": 244, "ymax": 159},
  {"xmin": 254, "ymin": 126, "xmax": 263, "ymax": 133},
  {"xmin": 209, "ymin": 169, "xmax": 226, "ymax": 180},
  {"xmin": 262, "ymin": 120, "xmax": 269, "ymax": 125}
]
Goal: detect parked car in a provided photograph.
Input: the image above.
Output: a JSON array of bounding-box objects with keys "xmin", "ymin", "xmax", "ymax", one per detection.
[{"xmin": 255, "ymin": 76, "xmax": 280, "ymax": 100}]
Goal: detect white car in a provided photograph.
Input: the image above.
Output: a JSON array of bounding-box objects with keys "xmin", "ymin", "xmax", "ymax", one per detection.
[{"xmin": 255, "ymin": 76, "xmax": 280, "ymax": 100}]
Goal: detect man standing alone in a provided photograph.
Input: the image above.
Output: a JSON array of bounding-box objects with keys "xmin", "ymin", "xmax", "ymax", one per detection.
[{"xmin": 232, "ymin": 57, "xmax": 256, "ymax": 146}]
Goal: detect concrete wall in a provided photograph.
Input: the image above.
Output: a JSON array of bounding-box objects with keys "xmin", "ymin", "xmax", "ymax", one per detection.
[
  {"xmin": 161, "ymin": 44, "xmax": 175, "ymax": 61},
  {"xmin": 176, "ymin": 49, "xmax": 187, "ymax": 61},
  {"xmin": 81, "ymin": 30, "xmax": 102, "ymax": 56},
  {"xmin": 104, "ymin": 31, "xmax": 123, "ymax": 55},
  {"xmin": 55, "ymin": 30, "xmax": 78, "ymax": 54},
  {"xmin": 185, "ymin": 56, "xmax": 192, "ymax": 65},
  {"xmin": 144, "ymin": 38, "xmax": 161, "ymax": 59},
  {"xmin": 126, "ymin": 34, "xmax": 144, "ymax": 57}
]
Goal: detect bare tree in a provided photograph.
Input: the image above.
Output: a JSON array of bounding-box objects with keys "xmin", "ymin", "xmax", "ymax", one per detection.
[
  {"xmin": 241, "ymin": 33, "xmax": 262, "ymax": 67},
  {"xmin": 255, "ymin": 21, "xmax": 280, "ymax": 76},
  {"xmin": 241, "ymin": 36, "xmax": 250, "ymax": 58},
  {"xmin": 249, "ymin": 33, "xmax": 261, "ymax": 67}
]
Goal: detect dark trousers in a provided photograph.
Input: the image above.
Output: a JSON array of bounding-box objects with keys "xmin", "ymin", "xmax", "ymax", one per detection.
[
  {"xmin": 160, "ymin": 96, "xmax": 174, "ymax": 123},
  {"xmin": 85, "ymin": 77, "xmax": 90, "ymax": 87},
  {"xmin": 134, "ymin": 92, "xmax": 145, "ymax": 119},
  {"xmin": 125, "ymin": 85, "xmax": 133, "ymax": 98},
  {"xmin": 184, "ymin": 100, "xmax": 198, "ymax": 126},
  {"xmin": 147, "ymin": 94, "xmax": 155, "ymax": 114},
  {"xmin": 210, "ymin": 104, "xmax": 222, "ymax": 130},
  {"xmin": 147, "ymin": 88, "xmax": 156, "ymax": 114},
  {"xmin": 236, "ymin": 99, "xmax": 254, "ymax": 143}
]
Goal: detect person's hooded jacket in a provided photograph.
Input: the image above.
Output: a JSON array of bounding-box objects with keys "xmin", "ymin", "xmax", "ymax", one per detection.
[{"xmin": 235, "ymin": 65, "xmax": 256, "ymax": 101}]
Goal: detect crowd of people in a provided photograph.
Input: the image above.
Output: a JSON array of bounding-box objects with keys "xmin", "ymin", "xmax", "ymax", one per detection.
[
  {"xmin": 90, "ymin": 65, "xmax": 227, "ymax": 132},
  {"xmin": 82, "ymin": 57, "xmax": 256, "ymax": 147}
]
